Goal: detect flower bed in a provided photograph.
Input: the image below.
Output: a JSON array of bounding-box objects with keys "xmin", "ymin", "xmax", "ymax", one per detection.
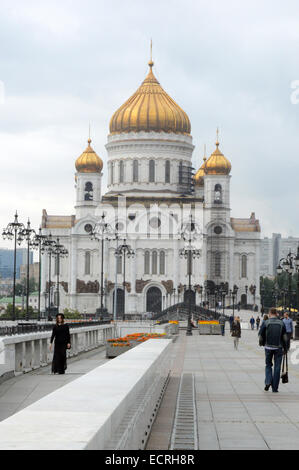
[{"xmin": 105, "ymin": 332, "xmax": 167, "ymax": 358}]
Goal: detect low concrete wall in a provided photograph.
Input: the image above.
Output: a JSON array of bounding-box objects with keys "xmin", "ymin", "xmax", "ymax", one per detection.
[
  {"xmin": 116, "ymin": 321, "xmax": 178, "ymax": 337},
  {"xmin": 0, "ymin": 338, "xmax": 173, "ymax": 450},
  {"xmin": 0, "ymin": 324, "xmax": 116, "ymax": 380}
]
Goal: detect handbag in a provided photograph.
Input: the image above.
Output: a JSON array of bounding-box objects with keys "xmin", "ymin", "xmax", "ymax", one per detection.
[{"xmin": 281, "ymin": 352, "xmax": 288, "ymax": 384}]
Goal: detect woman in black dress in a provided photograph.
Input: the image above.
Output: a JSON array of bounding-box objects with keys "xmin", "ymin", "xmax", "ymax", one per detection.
[{"xmin": 50, "ymin": 314, "xmax": 71, "ymax": 374}]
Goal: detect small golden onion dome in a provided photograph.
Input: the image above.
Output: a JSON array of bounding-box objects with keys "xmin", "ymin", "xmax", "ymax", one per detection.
[
  {"xmin": 204, "ymin": 137, "xmax": 231, "ymax": 175},
  {"xmin": 109, "ymin": 60, "xmax": 191, "ymax": 135},
  {"xmin": 75, "ymin": 139, "xmax": 103, "ymax": 173},
  {"xmin": 194, "ymin": 158, "xmax": 206, "ymax": 186}
]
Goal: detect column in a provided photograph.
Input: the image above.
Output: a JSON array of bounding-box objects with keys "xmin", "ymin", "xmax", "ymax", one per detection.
[{"xmin": 70, "ymin": 235, "xmax": 77, "ymax": 310}]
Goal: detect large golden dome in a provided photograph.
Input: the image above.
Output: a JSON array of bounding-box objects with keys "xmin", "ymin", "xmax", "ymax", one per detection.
[
  {"xmin": 75, "ymin": 139, "xmax": 103, "ymax": 173},
  {"xmin": 204, "ymin": 135, "xmax": 231, "ymax": 175},
  {"xmin": 109, "ymin": 60, "xmax": 191, "ymax": 135}
]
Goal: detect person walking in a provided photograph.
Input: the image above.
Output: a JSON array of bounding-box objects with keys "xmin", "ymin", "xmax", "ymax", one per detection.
[
  {"xmin": 219, "ymin": 313, "xmax": 226, "ymax": 336},
  {"xmin": 259, "ymin": 307, "xmax": 288, "ymax": 393},
  {"xmin": 256, "ymin": 316, "xmax": 261, "ymax": 330},
  {"xmin": 250, "ymin": 316, "xmax": 255, "ymax": 330},
  {"xmin": 231, "ymin": 316, "xmax": 241, "ymax": 350},
  {"xmin": 50, "ymin": 314, "xmax": 71, "ymax": 375},
  {"xmin": 283, "ymin": 312, "xmax": 293, "ymax": 351}
]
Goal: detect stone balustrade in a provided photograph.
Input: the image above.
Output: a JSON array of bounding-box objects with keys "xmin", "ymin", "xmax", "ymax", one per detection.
[
  {"xmin": 0, "ymin": 338, "xmax": 173, "ymax": 450},
  {"xmin": 0, "ymin": 324, "xmax": 116, "ymax": 381}
]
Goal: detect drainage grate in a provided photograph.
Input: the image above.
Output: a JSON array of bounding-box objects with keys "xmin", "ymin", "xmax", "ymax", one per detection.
[{"xmin": 170, "ymin": 373, "xmax": 198, "ymax": 450}]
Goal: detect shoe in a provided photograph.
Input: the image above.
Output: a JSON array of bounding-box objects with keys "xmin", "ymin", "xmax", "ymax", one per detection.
[
  {"xmin": 264, "ymin": 384, "xmax": 271, "ymax": 391},
  {"xmin": 272, "ymin": 389, "xmax": 279, "ymax": 393}
]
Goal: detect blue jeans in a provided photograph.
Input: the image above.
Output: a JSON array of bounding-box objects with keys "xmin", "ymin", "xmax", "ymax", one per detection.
[
  {"xmin": 265, "ymin": 348, "xmax": 283, "ymax": 391},
  {"xmin": 220, "ymin": 324, "xmax": 225, "ymax": 336}
]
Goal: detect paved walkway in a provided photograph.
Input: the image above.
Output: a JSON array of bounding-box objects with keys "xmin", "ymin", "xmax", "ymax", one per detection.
[
  {"xmin": 0, "ymin": 347, "xmax": 108, "ymax": 422},
  {"xmin": 148, "ymin": 320, "xmax": 299, "ymax": 450}
]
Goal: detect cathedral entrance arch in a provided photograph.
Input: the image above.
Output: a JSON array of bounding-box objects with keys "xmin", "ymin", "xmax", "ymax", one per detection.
[
  {"xmin": 241, "ymin": 294, "xmax": 247, "ymax": 307},
  {"xmin": 184, "ymin": 289, "xmax": 196, "ymax": 306},
  {"xmin": 146, "ymin": 287, "xmax": 162, "ymax": 313},
  {"xmin": 113, "ymin": 288, "xmax": 124, "ymax": 318}
]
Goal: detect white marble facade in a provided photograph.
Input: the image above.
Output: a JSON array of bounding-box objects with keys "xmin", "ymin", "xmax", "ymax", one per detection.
[{"xmin": 41, "ymin": 129, "xmax": 261, "ymax": 315}]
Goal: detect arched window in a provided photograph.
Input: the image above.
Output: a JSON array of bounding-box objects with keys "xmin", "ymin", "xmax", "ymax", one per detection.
[
  {"xmin": 133, "ymin": 160, "xmax": 139, "ymax": 182},
  {"xmin": 54, "ymin": 256, "xmax": 60, "ymax": 276},
  {"xmin": 144, "ymin": 251, "xmax": 150, "ymax": 274},
  {"xmin": 119, "ymin": 161, "xmax": 124, "ymax": 183},
  {"xmin": 214, "ymin": 184, "xmax": 222, "ymax": 204},
  {"xmin": 160, "ymin": 251, "xmax": 166, "ymax": 275},
  {"xmin": 117, "ymin": 254, "xmax": 122, "ymax": 274},
  {"xmin": 152, "ymin": 251, "xmax": 158, "ymax": 274},
  {"xmin": 149, "ymin": 160, "xmax": 155, "ymax": 182},
  {"xmin": 179, "ymin": 161, "xmax": 183, "ymax": 184},
  {"xmin": 85, "ymin": 252, "xmax": 91, "ymax": 275},
  {"xmin": 241, "ymin": 255, "xmax": 247, "ymax": 278},
  {"xmin": 165, "ymin": 160, "xmax": 170, "ymax": 183},
  {"xmin": 84, "ymin": 182, "xmax": 93, "ymax": 201},
  {"xmin": 214, "ymin": 252, "xmax": 221, "ymax": 277}
]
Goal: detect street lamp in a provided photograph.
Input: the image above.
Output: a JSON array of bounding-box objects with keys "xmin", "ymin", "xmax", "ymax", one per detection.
[
  {"xmin": 31, "ymin": 227, "xmax": 48, "ymax": 320},
  {"xmin": 179, "ymin": 215, "xmax": 201, "ymax": 336},
  {"xmin": 43, "ymin": 234, "xmax": 57, "ymax": 319},
  {"xmin": 2, "ymin": 212, "xmax": 25, "ymax": 321},
  {"xmin": 90, "ymin": 214, "xmax": 114, "ymax": 318},
  {"xmin": 18, "ymin": 219, "xmax": 36, "ymax": 321},
  {"xmin": 276, "ymin": 248, "xmax": 299, "ymax": 315},
  {"xmin": 231, "ymin": 285, "xmax": 238, "ymax": 317},
  {"xmin": 115, "ymin": 239, "xmax": 135, "ymax": 320},
  {"xmin": 250, "ymin": 284, "xmax": 256, "ymax": 311},
  {"xmin": 52, "ymin": 238, "xmax": 68, "ymax": 314}
]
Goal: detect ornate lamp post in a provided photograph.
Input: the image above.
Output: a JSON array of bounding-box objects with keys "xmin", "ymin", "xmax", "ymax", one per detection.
[
  {"xmin": 18, "ymin": 219, "xmax": 36, "ymax": 321},
  {"xmin": 90, "ymin": 214, "xmax": 114, "ymax": 317},
  {"xmin": 115, "ymin": 239, "xmax": 135, "ymax": 320},
  {"xmin": 231, "ymin": 285, "xmax": 238, "ymax": 317},
  {"xmin": 31, "ymin": 228, "xmax": 48, "ymax": 320},
  {"xmin": 277, "ymin": 248, "xmax": 299, "ymax": 315},
  {"xmin": 2, "ymin": 212, "xmax": 25, "ymax": 321},
  {"xmin": 43, "ymin": 234, "xmax": 57, "ymax": 318},
  {"xmin": 52, "ymin": 238, "xmax": 68, "ymax": 314},
  {"xmin": 179, "ymin": 215, "xmax": 201, "ymax": 336},
  {"xmin": 277, "ymin": 248, "xmax": 299, "ymax": 339}
]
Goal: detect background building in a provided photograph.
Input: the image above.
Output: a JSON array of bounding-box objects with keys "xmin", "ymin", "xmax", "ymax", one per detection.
[
  {"xmin": 0, "ymin": 248, "xmax": 33, "ymax": 279},
  {"xmin": 260, "ymin": 234, "xmax": 299, "ymax": 277}
]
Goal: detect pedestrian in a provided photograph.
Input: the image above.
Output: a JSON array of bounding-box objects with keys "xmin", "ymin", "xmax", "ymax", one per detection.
[
  {"xmin": 259, "ymin": 307, "xmax": 288, "ymax": 393},
  {"xmin": 283, "ymin": 312, "xmax": 293, "ymax": 350},
  {"xmin": 256, "ymin": 316, "xmax": 261, "ymax": 330},
  {"xmin": 229, "ymin": 313, "xmax": 234, "ymax": 332},
  {"xmin": 50, "ymin": 314, "xmax": 71, "ymax": 375},
  {"xmin": 237, "ymin": 302, "xmax": 241, "ymax": 312},
  {"xmin": 219, "ymin": 313, "xmax": 226, "ymax": 336},
  {"xmin": 250, "ymin": 316, "xmax": 255, "ymax": 330},
  {"xmin": 231, "ymin": 316, "xmax": 241, "ymax": 350}
]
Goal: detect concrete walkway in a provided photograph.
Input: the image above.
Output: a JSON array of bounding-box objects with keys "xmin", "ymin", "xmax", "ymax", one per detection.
[
  {"xmin": 148, "ymin": 320, "xmax": 299, "ymax": 450},
  {"xmin": 0, "ymin": 346, "xmax": 108, "ymax": 422}
]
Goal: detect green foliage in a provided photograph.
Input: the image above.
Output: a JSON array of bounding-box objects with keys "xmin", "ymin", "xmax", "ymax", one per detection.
[{"xmin": 63, "ymin": 308, "xmax": 83, "ymax": 319}]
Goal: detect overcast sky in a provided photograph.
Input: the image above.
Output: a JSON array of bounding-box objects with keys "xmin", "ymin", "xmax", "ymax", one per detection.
[{"xmin": 1, "ymin": 0, "xmax": 299, "ymax": 252}]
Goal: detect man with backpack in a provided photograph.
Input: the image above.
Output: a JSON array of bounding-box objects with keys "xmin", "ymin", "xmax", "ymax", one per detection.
[{"xmin": 258, "ymin": 307, "xmax": 288, "ymax": 393}]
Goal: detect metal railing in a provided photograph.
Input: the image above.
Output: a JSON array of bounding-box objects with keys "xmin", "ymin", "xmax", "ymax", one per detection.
[{"xmin": 0, "ymin": 320, "xmax": 111, "ymax": 337}]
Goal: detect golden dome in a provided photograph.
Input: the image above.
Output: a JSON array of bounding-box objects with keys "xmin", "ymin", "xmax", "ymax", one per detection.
[
  {"xmin": 75, "ymin": 139, "xmax": 103, "ymax": 173},
  {"xmin": 194, "ymin": 157, "xmax": 206, "ymax": 186},
  {"xmin": 204, "ymin": 134, "xmax": 231, "ymax": 175},
  {"xmin": 109, "ymin": 61, "xmax": 191, "ymax": 135}
]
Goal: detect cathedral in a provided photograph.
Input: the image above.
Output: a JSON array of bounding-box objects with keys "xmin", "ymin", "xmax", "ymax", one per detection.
[{"xmin": 40, "ymin": 56, "xmax": 261, "ymax": 316}]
